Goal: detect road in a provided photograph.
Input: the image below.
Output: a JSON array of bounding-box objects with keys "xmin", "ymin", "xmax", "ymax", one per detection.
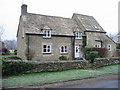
[{"xmin": 65, "ymin": 80, "xmax": 119, "ymax": 88}]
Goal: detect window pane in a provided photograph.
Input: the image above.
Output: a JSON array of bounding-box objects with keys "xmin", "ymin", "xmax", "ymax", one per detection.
[
  {"xmin": 47, "ymin": 48, "xmax": 50, "ymax": 52},
  {"xmin": 43, "ymin": 45, "xmax": 46, "ymax": 49},
  {"xmin": 75, "ymin": 32, "xmax": 82, "ymax": 39},
  {"xmin": 48, "ymin": 33, "xmax": 50, "ymax": 37},
  {"xmin": 43, "ymin": 48, "xmax": 46, "ymax": 52},
  {"xmin": 43, "ymin": 30, "xmax": 51, "ymax": 38},
  {"xmin": 61, "ymin": 46, "xmax": 64, "ymax": 52},
  {"xmin": 65, "ymin": 46, "xmax": 67, "ymax": 52},
  {"xmin": 48, "ymin": 46, "xmax": 50, "ymax": 49}
]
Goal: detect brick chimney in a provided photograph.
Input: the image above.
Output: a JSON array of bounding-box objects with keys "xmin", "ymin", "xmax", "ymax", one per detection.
[{"xmin": 21, "ymin": 4, "xmax": 27, "ymax": 15}]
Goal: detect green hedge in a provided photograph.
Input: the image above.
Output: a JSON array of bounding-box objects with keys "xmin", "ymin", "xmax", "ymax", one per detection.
[{"xmin": 2, "ymin": 60, "xmax": 35, "ymax": 76}]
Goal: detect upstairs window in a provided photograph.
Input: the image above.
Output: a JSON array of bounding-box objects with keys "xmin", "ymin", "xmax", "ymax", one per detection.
[
  {"xmin": 60, "ymin": 46, "xmax": 68, "ymax": 53},
  {"xmin": 42, "ymin": 45, "xmax": 51, "ymax": 53},
  {"xmin": 75, "ymin": 32, "xmax": 82, "ymax": 39},
  {"xmin": 107, "ymin": 44, "xmax": 112, "ymax": 51},
  {"xmin": 43, "ymin": 30, "xmax": 51, "ymax": 38}
]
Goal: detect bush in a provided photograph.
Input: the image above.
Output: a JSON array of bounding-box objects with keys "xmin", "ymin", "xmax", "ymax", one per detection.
[
  {"xmin": 87, "ymin": 51, "xmax": 100, "ymax": 63},
  {"xmin": 84, "ymin": 47, "xmax": 108, "ymax": 62},
  {"xmin": 92, "ymin": 48, "xmax": 108, "ymax": 58},
  {"xmin": 14, "ymin": 49, "xmax": 17, "ymax": 55},
  {"xmin": 2, "ymin": 60, "xmax": 35, "ymax": 76},
  {"xmin": 2, "ymin": 48, "xmax": 10, "ymax": 55},
  {"xmin": 59, "ymin": 56, "xmax": 67, "ymax": 60},
  {"xmin": 116, "ymin": 44, "xmax": 120, "ymax": 49},
  {"xmin": 84, "ymin": 47, "xmax": 100, "ymax": 63}
]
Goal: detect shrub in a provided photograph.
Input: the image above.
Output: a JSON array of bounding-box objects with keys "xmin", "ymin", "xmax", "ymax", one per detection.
[
  {"xmin": 86, "ymin": 51, "xmax": 100, "ymax": 63},
  {"xmin": 116, "ymin": 44, "xmax": 120, "ymax": 49},
  {"xmin": 84, "ymin": 47, "xmax": 108, "ymax": 61},
  {"xmin": 2, "ymin": 60, "xmax": 35, "ymax": 76},
  {"xmin": 14, "ymin": 49, "xmax": 17, "ymax": 55},
  {"xmin": 2, "ymin": 48, "xmax": 10, "ymax": 55},
  {"xmin": 92, "ymin": 48, "xmax": 108, "ymax": 58},
  {"xmin": 84, "ymin": 47, "xmax": 100, "ymax": 63},
  {"xmin": 59, "ymin": 56, "xmax": 67, "ymax": 60}
]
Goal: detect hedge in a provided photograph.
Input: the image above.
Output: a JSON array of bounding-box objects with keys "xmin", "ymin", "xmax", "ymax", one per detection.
[{"xmin": 2, "ymin": 60, "xmax": 35, "ymax": 76}]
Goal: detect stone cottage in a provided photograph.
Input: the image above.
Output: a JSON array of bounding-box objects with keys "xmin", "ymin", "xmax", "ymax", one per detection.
[{"xmin": 17, "ymin": 4, "xmax": 116, "ymax": 60}]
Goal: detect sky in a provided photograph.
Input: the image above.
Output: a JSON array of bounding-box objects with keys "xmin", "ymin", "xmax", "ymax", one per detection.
[{"xmin": 0, "ymin": 0, "xmax": 119, "ymax": 40}]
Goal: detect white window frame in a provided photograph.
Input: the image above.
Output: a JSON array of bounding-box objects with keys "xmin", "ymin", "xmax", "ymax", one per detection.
[
  {"xmin": 42, "ymin": 45, "xmax": 51, "ymax": 53},
  {"xmin": 43, "ymin": 30, "xmax": 51, "ymax": 38},
  {"xmin": 95, "ymin": 44, "xmax": 101, "ymax": 48},
  {"xmin": 75, "ymin": 32, "xmax": 82, "ymax": 39},
  {"xmin": 60, "ymin": 46, "xmax": 68, "ymax": 53},
  {"xmin": 107, "ymin": 44, "xmax": 112, "ymax": 51}
]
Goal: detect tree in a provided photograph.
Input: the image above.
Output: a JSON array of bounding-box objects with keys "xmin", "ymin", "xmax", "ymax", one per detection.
[
  {"xmin": 0, "ymin": 25, "xmax": 5, "ymax": 41},
  {"xmin": 4, "ymin": 40, "xmax": 17, "ymax": 50}
]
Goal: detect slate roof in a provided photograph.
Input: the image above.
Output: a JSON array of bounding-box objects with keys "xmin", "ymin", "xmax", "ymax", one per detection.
[
  {"xmin": 73, "ymin": 13, "xmax": 106, "ymax": 32},
  {"xmin": 22, "ymin": 13, "xmax": 81, "ymax": 36}
]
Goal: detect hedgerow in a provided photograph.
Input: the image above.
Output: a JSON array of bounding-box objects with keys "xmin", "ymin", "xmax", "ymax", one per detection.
[{"xmin": 2, "ymin": 60, "xmax": 35, "ymax": 76}]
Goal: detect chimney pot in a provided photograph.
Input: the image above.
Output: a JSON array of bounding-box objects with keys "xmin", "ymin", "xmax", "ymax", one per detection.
[{"xmin": 21, "ymin": 4, "xmax": 27, "ymax": 15}]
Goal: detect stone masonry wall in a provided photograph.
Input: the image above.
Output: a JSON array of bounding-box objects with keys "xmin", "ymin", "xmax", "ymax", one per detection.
[
  {"xmin": 93, "ymin": 57, "xmax": 120, "ymax": 68},
  {"xmin": 29, "ymin": 57, "xmax": 119, "ymax": 73},
  {"xmin": 30, "ymin": 60, "xmax": 88, "ymax": 72},
  {"xmin": 3, "ymin": 58, "xmax": 119, "ymax": 76}
]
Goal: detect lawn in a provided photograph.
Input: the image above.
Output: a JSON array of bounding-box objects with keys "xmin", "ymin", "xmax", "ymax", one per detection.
[{"xmin": 2, "ymin": 64, "xmax": 120, "ymax": 88}]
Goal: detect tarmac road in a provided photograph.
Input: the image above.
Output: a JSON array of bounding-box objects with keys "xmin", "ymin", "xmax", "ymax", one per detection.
[{"xmin": 65, "ymin": 80, "xmax": 119, "ymax": 88}]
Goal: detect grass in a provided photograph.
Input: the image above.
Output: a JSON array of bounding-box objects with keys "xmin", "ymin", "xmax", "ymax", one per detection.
[{"xmin": 2, "ymin": 64, "xmax": 120, "ymax": 88}]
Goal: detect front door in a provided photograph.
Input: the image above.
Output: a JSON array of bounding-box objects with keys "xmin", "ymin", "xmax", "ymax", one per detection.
[{"xmin": 75, "ymin": 45, "xmax": 80, "ymax": 58}]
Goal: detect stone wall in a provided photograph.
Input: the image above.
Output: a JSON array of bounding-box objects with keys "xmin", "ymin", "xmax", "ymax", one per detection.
[
  {"xmin": 3, "ymin": 58, "xmax": 120, "ymax": 76},
  {"xmin": 29, "ymin": 57, "xmax": 119, "ymax": 72},
  {"xmin": 93, "ymin": 57, "xmax": 120, "ymax": 68},
  {"xmin": 31, "ymin": 57, "xmax": 120, "ymax": 72},
  {"xmin": 30, "ymin": 60, "xmax": 88, "ymax": 72}
]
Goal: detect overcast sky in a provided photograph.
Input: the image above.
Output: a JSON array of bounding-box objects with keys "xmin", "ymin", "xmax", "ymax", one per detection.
[{"xmin": 0, "ymin": 0, "xmax": 119, "ymax": 40}]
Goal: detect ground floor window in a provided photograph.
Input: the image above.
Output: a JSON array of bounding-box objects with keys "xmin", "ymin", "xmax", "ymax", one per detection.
[
  {"xmin": 42, "ymin": 45, "xmax": 51, "ymax": 53},
  {"xmin": 60, "ymin": 46, "xmax": 68, "ymax": 53}
]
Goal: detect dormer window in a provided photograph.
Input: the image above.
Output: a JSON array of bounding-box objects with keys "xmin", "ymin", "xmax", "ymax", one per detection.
[
  {"xmin": 43, "ymin": 30, "xmax": 51, "ymax": 38},
  {"xmin": 75, "ymin": 32, "xmax": 82, "ymax": 39}
]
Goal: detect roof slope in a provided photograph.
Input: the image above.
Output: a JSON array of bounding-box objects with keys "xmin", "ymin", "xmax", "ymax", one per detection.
[
  {"xmin": 73, "ymin": 13, "xmax": 106, "ymax": 32},
  {"xmin": 22, "ymin": 13, "xmax": 81, "ymax": 36}
]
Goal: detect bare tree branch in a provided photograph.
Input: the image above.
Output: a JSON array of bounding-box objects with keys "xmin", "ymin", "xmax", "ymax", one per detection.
[{"xmin": 0, "ymin": 25, "xmax": 5, "ymax": 41}]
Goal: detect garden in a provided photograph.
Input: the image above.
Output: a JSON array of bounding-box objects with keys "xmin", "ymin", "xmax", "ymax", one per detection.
[
  {"xmin": 2, "ymin": 64, "xmax": 120, "ymax": 88},
  {"xmin": 1, "ymin": 46, "xmax": 120, "ymax": 88}
]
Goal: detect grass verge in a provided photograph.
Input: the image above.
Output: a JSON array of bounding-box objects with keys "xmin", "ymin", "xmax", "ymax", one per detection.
[{"xmin": 2, "ymin": 64, "xmax": 120, "ymax": 88}]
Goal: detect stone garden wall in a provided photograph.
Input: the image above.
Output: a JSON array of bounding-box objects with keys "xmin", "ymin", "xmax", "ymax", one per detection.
[
  {"xmin": 93, "ymin": 57, "xmax": 120, "ymax": 68},
  {"xmin": 30, "ymin": 60, "xmax": 88, "ymax": 72},
  {"xmin": 30, "ymin": 57, "xmax": 120, "ymax": 72},
  {"xmin": 2, "ymin": 57, "xmax": 120, "ymax": 76}
]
